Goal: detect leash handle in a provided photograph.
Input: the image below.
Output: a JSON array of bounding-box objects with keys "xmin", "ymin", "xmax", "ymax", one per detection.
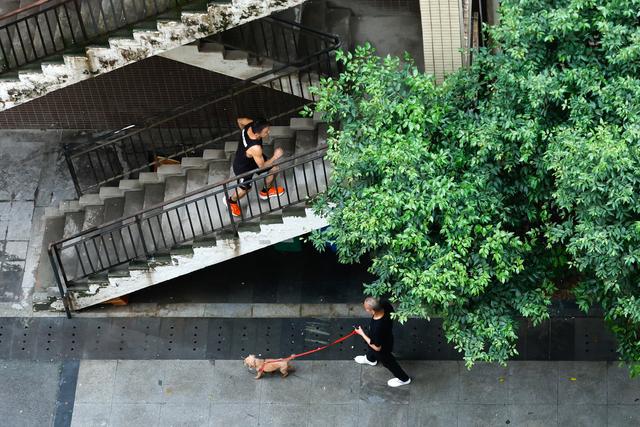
[{"xmin": 258, "ymin": 330, "xmax": 357, "ymax": 372}]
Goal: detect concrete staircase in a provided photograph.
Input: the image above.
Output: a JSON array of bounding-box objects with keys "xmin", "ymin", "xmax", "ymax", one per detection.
[
  {"xmin": 35, "ymin": 116, "xmax": 330, "ymax": 312},
  {"xmin": 160, "ymin": 41, "xmax": 276, "ymax": 80},
  {"xmin": 160, "ymin": 40, "xmax": 321, "ymax": 98},
  {"xmin": 0, "ymin": 0, "xmax": 307, "ymax": 111}
]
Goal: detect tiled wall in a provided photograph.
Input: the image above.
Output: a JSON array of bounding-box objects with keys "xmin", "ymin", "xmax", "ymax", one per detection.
[{"xmin": 419, "ymin": 0, "xmax": 464, "ymax": 83}]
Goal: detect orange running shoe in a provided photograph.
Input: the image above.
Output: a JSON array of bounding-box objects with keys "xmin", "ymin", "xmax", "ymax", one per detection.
[
  {"xmin": 259, "ymin": 185, "xmax": 285, "ymax": 200},
  {"xmin": 223, "ymin": 197, "xmax": 242, "ymax": 217}
]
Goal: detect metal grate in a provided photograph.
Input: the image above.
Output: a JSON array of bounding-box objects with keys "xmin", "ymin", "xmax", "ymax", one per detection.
[{"xmin": 0, "ymin": 316, "xmax": 618, "ymax": 361}]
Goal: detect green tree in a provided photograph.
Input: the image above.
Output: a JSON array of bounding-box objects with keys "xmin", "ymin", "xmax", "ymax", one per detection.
[{"xmin": 308, "ymin": 0, "xmax": 640, "ymax": 373}]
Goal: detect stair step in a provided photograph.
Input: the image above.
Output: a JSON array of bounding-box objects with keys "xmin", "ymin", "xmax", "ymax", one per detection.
[
  {"xmin": 59, "ymin": 200, "xmax": 82, "ymax": 213},
  {"xmin": 99, "ymin": 187, "xmax": 125, "ymax": 200},
  {"xmin": 108, "ymin": 268, "xmax": 130, "ymax": 278},
  {"xmin": 317, "ymin": 123, "xmax": 328, "ymax": 146},
  {"xmin": 282, "ymin": 206, "xmax": 307, "ymax": 218},
  {"xmin": 198, "ymin": 40, "xmax": 225, "ymax": 53},
  {"xmin": 224, "ymin": 140, "xmax": 237, "ymax": 153},
  {"xmin": 81, "ymin": 205, "xmax": 105, "ymax": 231},
  {"xmin": 44, "ymin": 207, "xmax": 64, "ymax": 218},
  {"xmin": 79, "ymin": 194, "xmax": 104, "ymax": 207},
  {"xmin": 143, "ymin": 183, "xmax": 166, "ymax": 209},
  {"xmin": 237, "ymin": 221, "xmax": 261, "ymax": 233},
  {"xmin": 102, "ymin": 197, "xmax": 125, "ymax": 223},
  {"xmin": 203, "ymin": 149, "xmax": 226, "ymax": 160},
  {"xmin": 86, "ymin": 272, "xmax": 108, "ymax": 283},
  {"xmin": 290, "ymin": 117, "xmax": 316, "ymax": 130},
  {"xmin": 157, "ymin": 164, "xmax": 184, "ymax": 177},
  {"xmin": 267, "ymin": 126, "xmax": 295, "ymax": 141},
  {"xmin": 170, "ymin": 245, "xmax": 194, "ymax": 256},
  {"xmin": 208, "ymin": 160, "xmax": 231, "ymax": 184},
  {"xmin": 295, "ymin": 130, "xmax": 317, "ymax": 152},
  {"xmin": 63, "ymin": 211, "xmax": 85, "ymax": 238},
  {"xmin": 222, "ymin": 49, "xmax": 249, "ymax": 61},
  {"xmin": 148, "ymin": 254, "xmax": 172, "ymax": 267},
  {"xmin": 186, "ymin": 169, "xmax": 209, "ymax": 193},
  {"xmin": 119, "ymin": 179, "xmax": 143, "ymax": 192},
  {"xmin": 181, "ymin": 157, "xmax": 208, "ymax": 170},
  {"xmin": 139, "ymin": 172, "xmax": 163, "ymax": 184},
  {"xmin": 193, "ymin": 235, "xmax": 216, "ymax": 248},
  {"xmin": 122, "ymin": 190, "xmax": 145, "ymax": 217},
  {"xmin": 260, "ymin": 213, "xmax": 284, "ymax": 225},
  {"xmin": 129, "ymin": 260, "xmax": 150, "ymax": 271},
  {"xmin": 163, "ymin": 176, "xmax": 188, "ymax": 202}
]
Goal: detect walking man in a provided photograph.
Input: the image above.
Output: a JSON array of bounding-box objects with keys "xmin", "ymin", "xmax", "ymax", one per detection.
[
  {"xmin": 224, "ymin": 117, "xmax": 285, "ymax": 217},
  {"xmin": 354, "ymin": 297, "xmax": 411, "ymax": 387}
]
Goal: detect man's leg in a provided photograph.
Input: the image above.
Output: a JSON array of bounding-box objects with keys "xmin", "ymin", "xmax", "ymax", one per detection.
[
  {"xmin": 377, "ymin": 352, "xmax": 410, "ymax": 382},
  {"xmin": 366, "ymin": 347, "xmax": 378, "ymax": 364},
  {"xmin": 230, "ymin": 186, "xmax": 247, "ymax": 202},
  {"xmin": 259, "ymin": 165, "xmax": 284, "ymax": 200}
]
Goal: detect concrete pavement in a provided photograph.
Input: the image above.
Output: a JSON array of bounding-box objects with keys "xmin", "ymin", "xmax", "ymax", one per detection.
[{"xmin": 2, "ymin": 360, "xmax": 639, "ymax": 426}]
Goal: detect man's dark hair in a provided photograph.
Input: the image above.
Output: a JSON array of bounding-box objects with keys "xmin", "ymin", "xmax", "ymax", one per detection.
[{"xmin": 251, "ymin": 118, "xmax": 271, "ymax": 133}]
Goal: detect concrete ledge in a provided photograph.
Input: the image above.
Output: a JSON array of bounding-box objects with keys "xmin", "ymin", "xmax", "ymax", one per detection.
[{"xmin": 14, "ymin": 302, "xmax": 370, "ymax": 318}]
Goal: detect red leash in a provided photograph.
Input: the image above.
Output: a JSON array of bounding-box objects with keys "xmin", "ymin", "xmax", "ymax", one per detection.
[{"xmin": 258, "ymin": 330, "xmax": 357, "ymax": 372}]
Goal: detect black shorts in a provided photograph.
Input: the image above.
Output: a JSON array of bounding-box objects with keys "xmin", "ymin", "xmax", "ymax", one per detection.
[{"xmin": 233, "ymin": 154, "xmax": 271, "ymax": 191}]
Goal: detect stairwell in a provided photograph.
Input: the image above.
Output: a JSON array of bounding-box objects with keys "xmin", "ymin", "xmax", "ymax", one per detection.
[
  {"xmin": 0, "ymin": 0, "xmax": 307, "ymax": 111},
  {"xmin": 37, "ymin": 116, "xmax": 330, "ymax": 312},
  {"xmin": 30, "ymin": 11, "xmax": 345, "ymax": 315}
]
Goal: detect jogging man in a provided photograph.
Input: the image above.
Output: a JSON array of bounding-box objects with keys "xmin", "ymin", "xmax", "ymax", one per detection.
[
  {"xmin": 224, "ymin": 117, "xmax": 285, "ymax": 217},
  {"xmin": 354, "ymin": 297, "xmax": 411, "ymax": 387}
]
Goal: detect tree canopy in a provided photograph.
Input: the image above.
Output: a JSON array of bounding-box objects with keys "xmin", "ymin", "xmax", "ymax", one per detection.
[{"xmin": 307, "ymin": 0, "xmax": 640, "ymax": 374}]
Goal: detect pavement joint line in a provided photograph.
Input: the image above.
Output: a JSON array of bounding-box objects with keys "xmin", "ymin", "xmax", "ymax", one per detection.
[{"xmin": 53, "ymin": 359, "xmax": 80, "ymax": 427}]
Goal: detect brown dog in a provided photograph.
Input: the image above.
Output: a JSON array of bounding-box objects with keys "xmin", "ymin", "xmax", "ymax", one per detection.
[{"xmin": 243, "ymin": 354, "xmax": 296, "ymax": 379}]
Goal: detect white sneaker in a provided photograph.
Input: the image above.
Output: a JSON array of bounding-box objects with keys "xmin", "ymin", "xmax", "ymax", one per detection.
[
  {"xmin": 387, "ymin": 378, "xmax": 411, "ymax": 387},
  {"xmin": 354, "ymin": 355, "xmax": 377, "ymax": 366}
]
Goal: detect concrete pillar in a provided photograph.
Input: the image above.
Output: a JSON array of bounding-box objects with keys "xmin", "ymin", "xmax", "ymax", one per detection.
[{"xmin": 419, "ymin": 0, "xmax": 464, "ymax": 83}]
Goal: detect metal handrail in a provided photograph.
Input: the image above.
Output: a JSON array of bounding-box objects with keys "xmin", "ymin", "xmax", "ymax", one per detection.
[
  {"xmin": 0, "ymin": 0, "xmax": 52, "ymax": 22},
  {"xmin": 66, "ymin": 16, "xmax": 339, "ymax": 153},
  {"xmin": 50, "ymin": 144, "xmax": 330, "ymax": 316},
  {"xmin": 63, "ymin": 16, "xmax": 340, "ymax": 196},
  {"xmin": 0, "ymin": 0, "xmax": 195, "ymax": 74},
  {"xmin": 56, "ymin": 145, "xmax": 327, "ymax": 243}
]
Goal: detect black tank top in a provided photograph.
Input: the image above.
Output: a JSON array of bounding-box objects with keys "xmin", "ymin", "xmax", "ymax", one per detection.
[{"xmin": 233, "ymin": 123, "xmax": 263, "ymax": 172}]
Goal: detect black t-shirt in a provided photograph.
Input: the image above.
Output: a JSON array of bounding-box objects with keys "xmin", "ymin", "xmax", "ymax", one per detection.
[
  {"xmin": 233, "ymin": 124, "xmax": 263, "ymax": 174},
  {"xmin": 368, "ymin": 301, "xmax": 394, "ymax": 353}
]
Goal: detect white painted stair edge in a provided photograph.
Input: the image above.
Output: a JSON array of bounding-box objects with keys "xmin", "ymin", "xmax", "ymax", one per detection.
[
  {"xmin": 57, "ymin": 207, "xmax": 327, "ymax": 311},
  {"xmin": 0, "ymin": 0, "xmax": 306, "ymax": 111}
]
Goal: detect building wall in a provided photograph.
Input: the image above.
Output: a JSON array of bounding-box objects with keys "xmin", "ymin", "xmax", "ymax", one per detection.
[
  {"xmin": 419, "ymin": 0, "xmax": 464, "ymax": 83},
  {"xmin": 0, "ymin": 56, "xmax": 246, "ymax": 130}
]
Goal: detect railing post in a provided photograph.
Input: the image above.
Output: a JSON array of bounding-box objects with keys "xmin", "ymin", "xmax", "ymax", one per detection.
[
  {"xmin": 135, "ymin": 214, "xmax": 150, "ymax": 256},
  {"xmin": 72, "ymin": 0, "xmax": 88, "ymax": 41},
  {"xmin": 48, "ymin": 245, "xmax": 72, "ymax": 319},
  {"xmin": 63, "ymin": 144, "xmax": 83, "ymax": 197},
  {"xmin": 222, "ymin": 183, "xmax": 239, "ymax": 236}
]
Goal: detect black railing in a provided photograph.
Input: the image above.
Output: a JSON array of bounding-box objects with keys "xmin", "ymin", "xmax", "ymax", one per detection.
[
  {"xmin": 0, "ymin": 0, "xmax": 195, "ymax": 74},
  {"xmin": 63, "ymin": 17, "xmax": 340, "ymax": 196},
  {"xmin": 50, "ymin": 145, "xmax": 330, "ymax": 316}
]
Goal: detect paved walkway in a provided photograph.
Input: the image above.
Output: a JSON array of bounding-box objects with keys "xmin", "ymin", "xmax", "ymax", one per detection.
[{"xmin": 2, "ymin": 360, "xmax": 639, "ymax": 426}]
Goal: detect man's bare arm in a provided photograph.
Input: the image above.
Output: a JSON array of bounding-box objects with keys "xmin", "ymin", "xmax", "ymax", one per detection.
[
  {"xmin": 247, "ymin": 146, "xmax": 284, "ymax": 169},
  {"xmin": 237, "ymin": 118, "xmax": 252, "ymax": 129},
  {"xmin": 247, "ymin": 145, "xmax": 267, "ymax": 169}
]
